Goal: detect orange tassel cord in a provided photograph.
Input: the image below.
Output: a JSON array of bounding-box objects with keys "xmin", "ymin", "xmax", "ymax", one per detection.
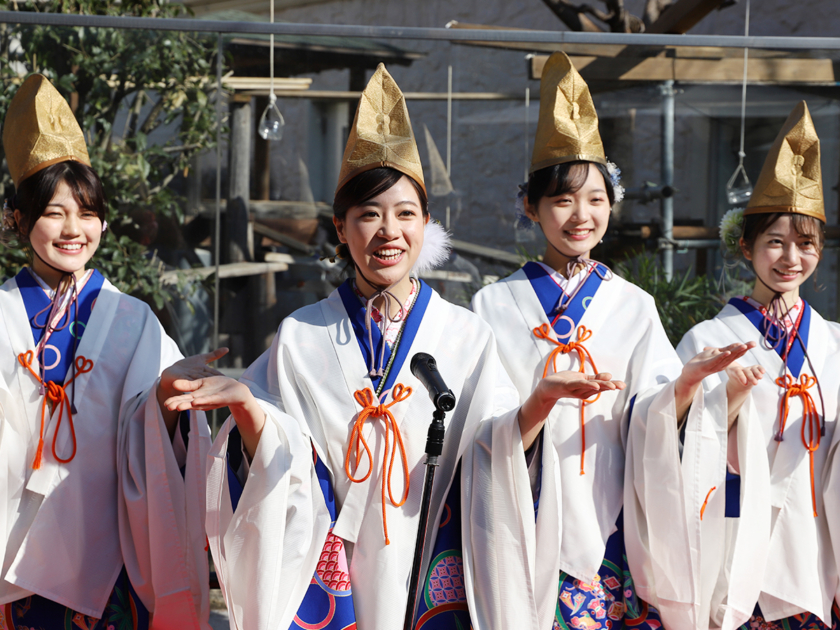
[
  {"xmin": 775, "ymin": 374, "xmax": 821, "ymax": 517},
  {"xmin": 700, "ymin": 486, "xmax": 717, "ymax": 521},
  {"xmin": 533, "ymin": 323, "xmax": 600, "ymax": 475},
  {"xmin": 17, "ymin": 350, "xmax": 94, "ymax": 469},
  {"xmin": 345, "ymin": 384, "xmax": 412, "ymax": 545}
]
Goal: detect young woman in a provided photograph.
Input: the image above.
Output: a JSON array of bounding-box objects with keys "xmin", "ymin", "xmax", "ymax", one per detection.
[
  {"xmin": 469, "ymin": 52, "xmax": 750, "ymax": 630},
  {"xmin": 166, "ymin": 63, "xmax": 526, "ymax": 630},
  {"xmin": 0, "ymin": 74, "xmax": 216, "ymax": 629},
  {"xmin": 678, "ymin": 101, "xmax": 840, "ymax": 630}
]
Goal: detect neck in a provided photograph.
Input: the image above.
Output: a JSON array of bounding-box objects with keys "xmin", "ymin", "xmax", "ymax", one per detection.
[
  {"xmin": 30, "ymin": 256, "xmax": 85, "ymax": 291},
  {"xmin": 749, "ymin": 281, "xmax": 799, "ymax": 312},
  {"xmin": 355, "ymin": 272, "xmax": 413, "ymax": 317},
  {"xmin": 542, "ymin": 243, "xmax": 590, "ymax": 279}
]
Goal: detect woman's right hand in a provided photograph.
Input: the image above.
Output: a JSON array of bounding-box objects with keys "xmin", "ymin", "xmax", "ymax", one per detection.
[
  {"xmin": 165, "ymin": 375, "xmax": 267, "ymax": 458},
  {"xmin": 518, "ymin": 370, "xmax": 625, "ymax": 450}
]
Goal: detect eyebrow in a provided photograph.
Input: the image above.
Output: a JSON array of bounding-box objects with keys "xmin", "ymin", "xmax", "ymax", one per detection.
[{"xmin": 360, "ymin": 199, "xmax": 419, "ymax": 207}]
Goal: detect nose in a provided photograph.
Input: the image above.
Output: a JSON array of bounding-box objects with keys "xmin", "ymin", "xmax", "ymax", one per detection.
[
  {"xmin": 570, "ymin": 201, "xmax": 591, "ymax": 223},
  {"xmin": 61, "ymin": 212, "xmax": 82, "ymax": 237},
  {"xmin": 780, "ymin": 242, "xmax": 800, "ymax": 266},
  {"xmin": 379, "ymin": 212, "xmax": 400, "ymax": 239}
]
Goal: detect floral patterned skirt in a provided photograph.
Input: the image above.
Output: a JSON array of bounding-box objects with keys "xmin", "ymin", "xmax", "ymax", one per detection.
[
  {"xmin": 554, "ymin": 512, "xmax": 662, "ymax": 630},
  {"xmin": 737, "ymin": 603, "xmax": 840, "ymax": 630},
  {"xmin": 0, "ymin": 568, "xmax": 148, "ymax": 630}
]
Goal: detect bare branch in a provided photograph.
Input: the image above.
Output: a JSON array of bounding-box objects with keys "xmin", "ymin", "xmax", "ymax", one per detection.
[
  {"xmin": 539, "ymin": 0, "xmax": 605, "ymax": 32},
  {"xmin": 540, "ymin": 0, "xmax": 645, "ymax": 33}
]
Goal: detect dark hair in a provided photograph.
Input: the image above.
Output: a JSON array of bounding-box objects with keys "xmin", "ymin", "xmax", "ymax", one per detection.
[
  {"xmin": 332, "ymin": 167, "xmax": 428, "ymax": 263},
  {"xmin": 10, "ymin": 160, "xmax": 106, "ymax": 240},
  {"xmin": 741, "ymin": 212, "xmax": 825, "ymax": 260},
  {"xmin": 527, "ymin": 161, "xmax": 615, "ymax": 207}
]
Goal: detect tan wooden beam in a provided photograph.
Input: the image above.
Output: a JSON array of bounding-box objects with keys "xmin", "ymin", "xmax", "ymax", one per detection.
[{"xmin": 529, "ymin": 54, "xmax": 837, "ymax": 84}]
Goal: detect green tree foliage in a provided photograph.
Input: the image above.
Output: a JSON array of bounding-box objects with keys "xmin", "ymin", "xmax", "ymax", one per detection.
[
  {"xmin": 0, "ymin": 0, "xmax": 222, "ymax": 308},
  {"xmin": 615, "ymin": 253, "xmax": 727, "ymax": 346}
]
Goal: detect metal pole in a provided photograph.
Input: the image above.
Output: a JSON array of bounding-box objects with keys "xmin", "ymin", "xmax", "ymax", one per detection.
[
  {"xmin": 660, "ymin": 80, "xmax": 675, "ymax": 281},
  {"xmin": 1, "ymin": 11, "xmax": 838, "ymax": 50},
  {"xmin": 446, "ymin": 64, "xmax": 452, "ymax": 230},
  {"xmin": 403, "ymin": 408, "xmax": 446, "ymax": 630},
  {"xmin": 212, "ymin": 32, "xmax": 222, "ymax": 435}
]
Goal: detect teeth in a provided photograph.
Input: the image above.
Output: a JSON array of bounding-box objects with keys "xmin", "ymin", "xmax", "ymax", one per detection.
[
  {"xmin": 375, "ymin": 249, "xmax": 403, "ymax": 260},
  {"xmin": 56, "ymin": 244, "xmax": 83, "ymax": 251}
]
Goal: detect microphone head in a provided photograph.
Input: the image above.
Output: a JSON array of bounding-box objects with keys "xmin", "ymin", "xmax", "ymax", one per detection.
[
  {"xmin": 410, "ymin": 352, "xmax": 435, "ymax": 376},
  {"xmin": 435, "ymin": 391, "xmax": 456, "ymax": 412}
]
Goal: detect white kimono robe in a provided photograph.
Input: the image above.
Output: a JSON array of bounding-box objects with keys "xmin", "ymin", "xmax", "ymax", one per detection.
[
  {"xmin": 677, "ymin": 300, "xmax": 840, "ymax": 629},
  {"xmin": 206, "ymin": 283, "xmax": 520, "ymax": 630},
  {"xmin": 470, "ymin": 263, "xmax": 701, "ymax": 630},
  {"xmin": 0, "ymin": 274, "xmax": 210, "ymax": 628}
]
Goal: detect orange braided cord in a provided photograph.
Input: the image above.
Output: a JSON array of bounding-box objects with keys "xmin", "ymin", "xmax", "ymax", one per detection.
[
  {"xmin": 344, "ymin": 383, "xmax": 412, "ymax": 545},
  {"xmin": 776, "ymin": 374, "xmax": 821, "ymax": 517},
  {"xmin": 533, "ymin": 324, "xmax": 601, "ymax": 475},
  {"xmin": 17, "ymin": 352, "xmax": 93, "ymax": 469},
  {"xmin": 700, "ymin": 486, "xmax": 717, "ymax": 521}
]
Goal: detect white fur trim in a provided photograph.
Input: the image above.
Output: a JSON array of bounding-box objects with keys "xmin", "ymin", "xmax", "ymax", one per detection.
[{"xmin": 411, "ymin": 220, "xmax": 452, "ymax": 276}]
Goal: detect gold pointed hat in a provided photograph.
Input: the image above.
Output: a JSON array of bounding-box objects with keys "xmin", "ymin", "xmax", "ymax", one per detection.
[
  {"xmin": 530, "ymin": 52, "xmax": 605, "ymax": 174},
  {"xmin": 335, "ymin": 63, "xmax": 425, "ymax": 195},
  {"xmin": 745, "ymin": 101, "xmax": 824, "ymax": 222},
  {"xmin": 3, "ymin": 74, "xmax": 90, "ymax": 188}
]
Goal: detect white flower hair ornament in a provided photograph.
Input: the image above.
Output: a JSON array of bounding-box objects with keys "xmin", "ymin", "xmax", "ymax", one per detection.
[
  {"xmin": 411, "ymin": 219, "xmax": 452, "ymax": 276},
  {"xmin": 1, "ymin": 199, "xmax": 13, "ymax": 232},
  {"xmin": 606, "ymin": 161, "xmax": 625, "ymax": 204},
  {"xmin": 514, "ymin": 183, "xmax": 534, "ymax": 230},
  {"xmin": 719, "ymin": 207, "xmax": 745, "ymax": 259}
]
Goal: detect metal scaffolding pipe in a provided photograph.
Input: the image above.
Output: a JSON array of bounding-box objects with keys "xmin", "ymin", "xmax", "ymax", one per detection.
[
  {"xmin": 660, "ymin": 80, "xmax": 676, "ymax": 281},
  {"xmin": 2, "ymin": 10, "xmax": 840, "ymax": 50}
]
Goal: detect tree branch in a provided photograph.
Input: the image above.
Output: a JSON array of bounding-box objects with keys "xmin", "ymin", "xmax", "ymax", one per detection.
[{"xmin": 540, "ymin": 0, "xmax": 647, "ymax": 33}]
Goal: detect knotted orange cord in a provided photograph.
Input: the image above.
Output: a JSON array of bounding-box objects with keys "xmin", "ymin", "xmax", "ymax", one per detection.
[
  {"xmin": 700, "ymin": 486, "xmax": 717, "ymax": 521},
  {"xmin": 344, "ymin": 383, "xmax": 412, "ymax": 545},
  {"xmin": 17, "ymin": 350, "xmax": 93, "ymax": 469},
  {"xmin": 533, "ymin": 323, "xmax": 601, "ymax": 475},
  {"xmin": 775, "ymin": 374, "xmax": 821, "ymax": 517}
]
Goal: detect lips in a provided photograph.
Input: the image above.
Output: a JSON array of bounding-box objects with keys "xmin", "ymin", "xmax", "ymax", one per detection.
[
  {"xmin": 54, "ymin": 243, "xmax": 85, "ymax": 253},
  {"xmin": 565, "ymin": 228, "xmax": 594, "ymax": 241},
  {"xmin": 773, "ymin": 267, "xmax": 800, "ymax": 281},
  {"xmin": 372, "ymin": 247, "xmax": 405, "ymax": 266}
]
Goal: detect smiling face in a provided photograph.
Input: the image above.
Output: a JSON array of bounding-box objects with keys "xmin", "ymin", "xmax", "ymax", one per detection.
[
  {"xmin": 16, "ymin": 179, "xmax": 102, "ymax": 287},
  {"xmin": 525, "ymin": 163, "xmax": 611, "ymax": 273},
  {"xmin": 333, "ymin": 174, "xmax": 428, "ymax": 298},
  {"xmin": 741, "ymin": 214, "xmax": 820, "ymax": 306}
]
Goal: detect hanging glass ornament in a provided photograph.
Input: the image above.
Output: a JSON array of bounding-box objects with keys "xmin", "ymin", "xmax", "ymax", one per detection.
[{"xmin": 258, "ymin": 94, "xmax": 285, "ymax": 141}]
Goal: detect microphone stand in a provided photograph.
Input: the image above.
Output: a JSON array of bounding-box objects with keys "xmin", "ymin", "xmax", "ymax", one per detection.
[{"xmin": 403, "ymin": 405, "xmax": 447, "ymax": 630}]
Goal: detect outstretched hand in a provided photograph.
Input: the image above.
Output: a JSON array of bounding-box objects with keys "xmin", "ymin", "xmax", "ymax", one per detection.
[
  {"xmin": 518, "ymin": 370, "xmax": 626, "ymax": 450},
  {"xmin": 157, "ymin": 348, "xmax": 228, "ymax": 437},
  {"xmin": 163, "ymin": 365, "xmax": 267, "ymax": 459},
  {"xmin": 681, "ymin": 342, "xmax": 755, "ymax": 386},
  {"xmin": 538, "ymin": 370, "xmax": 626, "ymax": 403},
  {"xmin": 164, "ymin": 374, "xmax": 253, "ymax": 413},
  {"xmin": 674, "ymin": 342, "xmax": 757, "ymax": 422},
  {"xmin": 159, "ymin": 347, "xmax": 228, "ymax": 402}
]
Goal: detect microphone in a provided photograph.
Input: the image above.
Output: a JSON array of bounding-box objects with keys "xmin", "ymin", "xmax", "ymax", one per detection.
[{"xmin": 410, "ymin": 352, "xmax": 456, "ymax": 412}]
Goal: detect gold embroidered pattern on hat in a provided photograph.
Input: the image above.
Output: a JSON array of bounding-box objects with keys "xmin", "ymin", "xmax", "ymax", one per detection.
[
  {"xmin": 530, "ymin": 51, "xmax": 606, "ymax": 174},
  {"xmin": 745, "ymin": 100, "xmax": 824, "ymax": 223},
  {"xmin": 3, "ymin": 74, "xmax": 90, "ymax": 188},
  {"xmin": 335, "ymin": 63, "xmax": 425, "ymax": 195}
]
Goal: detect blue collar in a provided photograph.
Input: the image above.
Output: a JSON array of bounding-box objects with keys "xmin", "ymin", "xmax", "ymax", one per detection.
[
  {"xmin": 522, "ymin": 261, "xmax": 606, "ymax": 340},
  {"xmin": 337, "ymin": 279, "xmax": 431, "ymax": 395},
  {"xmin": 728, "ymin": 297, "xmax": 811, "ymax": 377}
]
